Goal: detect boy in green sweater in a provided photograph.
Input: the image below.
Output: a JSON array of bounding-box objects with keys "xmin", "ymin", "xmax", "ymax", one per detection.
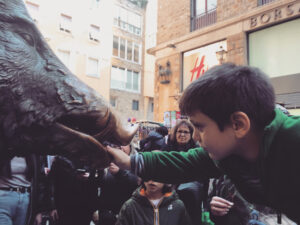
[{"xmin": 107, "ymin": 63, "xmax": 300, "ymax": 223}]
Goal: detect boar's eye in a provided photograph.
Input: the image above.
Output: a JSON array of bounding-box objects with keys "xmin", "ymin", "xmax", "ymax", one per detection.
[{"xmin": 20, "ymin": 33, "xmax": 35, "ymax": 47}]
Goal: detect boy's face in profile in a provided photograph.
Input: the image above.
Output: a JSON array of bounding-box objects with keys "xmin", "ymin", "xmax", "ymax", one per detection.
[{"xmin": 189, "ymin": 111, "xmax": 237, "ymax": 160}]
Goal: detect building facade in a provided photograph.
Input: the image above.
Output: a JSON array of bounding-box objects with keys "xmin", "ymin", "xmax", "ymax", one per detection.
[
  {"xmin": 110, "ymin": 0, "xmax": 147, "ymax": 122},
  {"xmin": 24, "ymin": 0, "xmax": 113, "ymax": 100},
  {"xmin": 24, "ymin": 0, "xmax": 154, "ymax": 124},
  {"xmin": 149, "ymin": 0, "xmax": 300, "ymax": 123}
]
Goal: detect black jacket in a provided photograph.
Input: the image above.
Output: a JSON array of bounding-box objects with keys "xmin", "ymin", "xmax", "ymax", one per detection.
[
  {"xmin": 116, "ymin": 187, "xmax": 192, "ymax": 225},
  {"xmin": 97, "ymin": 169, "xmax": 139, "ymax": 215},
  {"xmin": 163, "ymin": 138, "xmax": 198, "ymax": 152},
  {"xmin": 140, "ymin": 131, "xmax": 166, "ymax": 151},
  {"xmin": 208, "ymin": 175, "xmax": 252, "ymax": 225},
  {"xmin": 49, "ymin": 156, "xmax": 101, "ymax": 210}
]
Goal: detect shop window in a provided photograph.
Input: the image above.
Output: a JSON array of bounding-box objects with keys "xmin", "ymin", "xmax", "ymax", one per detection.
[
  {"xmin": 249, "ymin": 19, "xmax": 300, "ymax": 78},
  {"xmin": 249, "ymin": 18, "xmax": 300, "ymax": 109},
  {"xmin": 132, "ymin": 100, "xmax": 139, "ymax": 111},
  {"xmin": 60, "ymin": 14, "xmax": 72, "ymax": 33},
  {"xmin": 191, "ymin": 0, "xmax": 217, "ymax": 31}
]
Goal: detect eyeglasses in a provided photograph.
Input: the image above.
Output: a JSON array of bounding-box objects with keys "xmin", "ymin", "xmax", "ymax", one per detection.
[{"xmin": 176, "ymin": 130, "xmax": 190, "ymax": 135}]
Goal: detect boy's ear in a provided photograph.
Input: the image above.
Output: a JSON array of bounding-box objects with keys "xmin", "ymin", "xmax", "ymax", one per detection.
[{"xmin": 230, "ymin": 112, "xmax": 250, "ymax": 138}]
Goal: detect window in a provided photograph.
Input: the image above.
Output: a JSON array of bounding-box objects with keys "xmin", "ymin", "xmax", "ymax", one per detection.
[
  {"xmin": 112, "ymin": 36, "xmax": 140, "ymax": 64},
  {"xmin": 113, "ymin": 36, "xmax": 119, "ymax": 57},
  {"xmin": 128, "ymin": 11, "xmax": 141, "ymax": 35},
  {"xmin": 134, "ymin": 44, "xmax": 140, "ymax": 63},
  {"xmin": 195, "ymin": 0, "xmax": 217, "ymax": 15},
  {"xmin": 111, "ymin": 66, "xmax": 126, "ymax": 90},
  {"xmin": 111, "ymin": 66, "xmax": 140, "ymax": 92},
  {"xmin": 151, "ymin": 102, "xmax": 154, "ymax": 112},
  {"xmin": 191, "ymin": 0, "xmax": 217, "ymax": 31},
  {"xmin": 25, "ymin": 1, "xmax": 39, "ymax": 22},
  {"xmin": 126, "ymin": 70, "xmax": 140, "ymax": 91},
  {"xmin": 110, "ymin": 97, "xmax": 116, "ymax": 107},
  {"xmin": 86, "ymin": 57, "xmax": 99, "ymax": 77},
  {"xmin": 89, "ymin": 25, "xmax": 100, "ymax": 42},
  {"xmin": 257, "ymin": 0, "xmax": 277, "ymax": 6},
  {"xmin": 57, "ymin": 50, "xmax": 70, "ymax": 68},
  {"xmin": 127, "ymin": 41, "xmax": 133, "ymax": 61},
  {"xmin": 120, "ymin": 38, "xmax": 126, "ymax": 59},
  {"xmin": 126, "ymin": 70, "xmax": 133, "ymax": 90},
  {"xmin": 132, "ymin": 71, "xmax": 139, "ymax": 91},
  {"xmin": 92, "ymin": 0, "xmax": 100, "ymax": 8},
  {"xmin": 249, "ymin": 19, "xmax": 300, "ymax": 78},
  {"xmin": 132, "ymin": 100, "xmax": 139, "ymax": 111},
  {"xmin": 60, "ymin": 14, "xmax": 72, "ymax": 33},
  {"xmin": 114, "ymin": 5, "xmax": 142, "ymax": 36}
]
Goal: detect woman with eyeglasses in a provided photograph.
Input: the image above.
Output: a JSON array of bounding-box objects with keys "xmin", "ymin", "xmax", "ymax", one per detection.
[
  {"xmin": 163, "ymin": 120, "xmax": 198, "ymax": 152},
  {"xmin": 163, "ymin": 120, "xmax": 209, "ymax": 225}
]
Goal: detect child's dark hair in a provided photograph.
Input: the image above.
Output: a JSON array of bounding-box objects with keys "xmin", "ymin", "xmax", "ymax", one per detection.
[
  {"xmin": 180, "ymin": 63, "xmax": 275, "ymax": 130},
  {"xmin": 142, "ymin": 181, "xmax": 173, "ymax": 194},
  {"xmin": 156, "ymin": 126, "xmax": 169, "ymax": 136}
]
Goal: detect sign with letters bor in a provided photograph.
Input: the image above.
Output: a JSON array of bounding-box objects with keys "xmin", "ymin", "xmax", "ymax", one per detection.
[{"xmin": 249, "ymin": 2, "xmax": 300, "ymax": 29}]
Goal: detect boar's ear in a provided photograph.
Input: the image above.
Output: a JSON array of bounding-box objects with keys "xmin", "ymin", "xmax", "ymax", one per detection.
[{"xmin": 48, "ymin": 123, "xmax": 111, "ymax": 169}]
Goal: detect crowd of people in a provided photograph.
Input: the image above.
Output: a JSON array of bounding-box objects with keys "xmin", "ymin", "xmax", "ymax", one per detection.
[
  {"xmin": 1, "ymin": 63, "xmax": 299, "ymax": 225},
  {"xmin": 0, "ymin": 120, "xmax": 294, "ymax": 225}
]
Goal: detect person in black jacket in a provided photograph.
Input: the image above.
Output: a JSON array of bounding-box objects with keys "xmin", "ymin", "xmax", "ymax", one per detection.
[
  {"xmin": 48, "ymin": 156, "xmax": 102, "ymax": 225},
  {"xmin": 139, "ymin": 126, "xmax": 168, "ymax": 152}
]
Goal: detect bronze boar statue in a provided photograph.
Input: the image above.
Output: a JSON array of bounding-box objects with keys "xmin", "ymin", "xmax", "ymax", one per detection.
[{"xmin": 0, "ymin": 0, "xmax": 137, "ymax": 168}]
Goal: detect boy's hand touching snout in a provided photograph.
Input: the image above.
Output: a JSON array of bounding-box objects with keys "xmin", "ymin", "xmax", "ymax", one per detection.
[{"xmin": 107, "ymin": 146, "xmax": 131, "ymax": 170}]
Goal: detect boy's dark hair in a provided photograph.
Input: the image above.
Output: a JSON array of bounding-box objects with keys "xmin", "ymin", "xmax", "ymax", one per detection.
[
  {"xmin": 180, "ymin": 63, "xmax": 275, "ymax": 131},
  {"xmin": 156, "ymin": 126, "xmax": 169, "ymax": 136}
]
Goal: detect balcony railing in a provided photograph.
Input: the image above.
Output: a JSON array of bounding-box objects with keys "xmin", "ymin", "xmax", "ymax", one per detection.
[
  {"xmin": 191, "ymin": 9, "xmax": 217, "ymax": 31},
  {"xmin": 258, "ymin": 0, "xmax": 276, "ymax": 6},
  {"xmin": 113, "ymin": 18, "xmax": 141, "ymax": 36}
]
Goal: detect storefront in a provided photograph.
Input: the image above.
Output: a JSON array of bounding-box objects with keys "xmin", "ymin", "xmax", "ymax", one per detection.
[
  {"xmin": 248, "ymin": 18, "xmax": 300, "ymax": 115},
  {"xmin": 150, "ymin": 0, "xmax": 300, "ymax": 121},
  {"xmin": 163, "ymin": 110, "xmax": 181, "ymax": 128}
]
